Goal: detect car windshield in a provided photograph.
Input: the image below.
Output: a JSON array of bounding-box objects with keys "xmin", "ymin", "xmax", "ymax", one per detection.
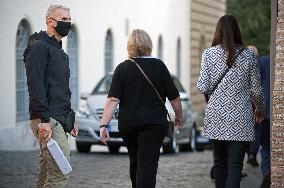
[
  {"xmin": 91, "ymin": 74, "xmax": 113, "ymax": 94},
  {"xmin": 172, "ymin": 76, "xmax": 185, "ymax": 92},
  {"xmin": 91, "ymin": 74, "xmax": 185, "ymax": 95}
]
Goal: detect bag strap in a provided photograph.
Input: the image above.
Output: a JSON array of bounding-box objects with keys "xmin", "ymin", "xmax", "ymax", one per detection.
[
  {"xmin": 209, "ymin": 47, "xmax": 245, "ymax": 95},
  {"xmin": 128, "ymin": 58, "xmax": 172, "ymax": 121}
]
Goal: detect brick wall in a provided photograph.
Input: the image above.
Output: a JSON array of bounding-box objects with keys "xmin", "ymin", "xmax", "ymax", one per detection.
[{"xmin": 272, "ymin": 0, "xmax": 284, "ymax": 187}]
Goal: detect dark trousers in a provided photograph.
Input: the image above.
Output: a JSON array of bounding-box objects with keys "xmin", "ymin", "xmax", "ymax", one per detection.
[
  {"xmin": 260, "ymin": 119, "xmax": 270, "ymax": 175},
  {"xmin": 249, "ymin": 123, "xmax": 261, "ymax": 155},
  {"xmin": 213, "ymin": 140, "xmax": 249, "ymax": 188},
  {"xmin": 119, "ymin": 124, "xmax": 166, "ymax": 188}
]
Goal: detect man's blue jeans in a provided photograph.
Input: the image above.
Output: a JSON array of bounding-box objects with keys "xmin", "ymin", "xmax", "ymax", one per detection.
[
  {"xmin": 260, "ymin": 119, "xmax": 270, "ymax": 175},
  {"xmin": 213, "ymin": 140, "xmax": 249, "ymax": 188}
]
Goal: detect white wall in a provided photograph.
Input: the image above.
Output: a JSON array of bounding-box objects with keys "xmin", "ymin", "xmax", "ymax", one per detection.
[
  {"xmin": 0, "ymin": 0, "xmax": 45, "ymax": 128},
  {"xmin": 0, "ymin": 0, "xmax": 190, "ymax": 150},
  {"xmin": 72, "ymin": 0, "xmax": 191, "ymax": 96}
]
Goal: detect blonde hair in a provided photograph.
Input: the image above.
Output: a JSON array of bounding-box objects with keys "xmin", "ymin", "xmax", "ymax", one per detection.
[
  {"xmin": 46, "ymin": 4, "xmax": 70, "ymax": 18},
  {"xmin": 127, "ymin": 29, "xmax": 152, "ymax": 58}
]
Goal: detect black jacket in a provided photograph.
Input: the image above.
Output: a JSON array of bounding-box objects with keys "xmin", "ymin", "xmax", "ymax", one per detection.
[{"xmin": 23, "ymin": 31, "xmax": 72, "ymax": 123}]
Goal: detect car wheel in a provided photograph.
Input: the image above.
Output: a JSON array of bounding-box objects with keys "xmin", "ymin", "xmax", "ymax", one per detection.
[
  {"xmin": 191, "ymin": 126, "xmax": 196, "ymax": 151},
  {"xmin": 108, "ymin": 145, "xmax": 120, "ymax": 154},
  {"xmin": 76, "ymin": 142, "xmax": 91, "ymax": 153},
  {"xmin": 191, "ymin": 126, "xmax": 204, "ymax": 152},
  {"xmin": 179, "ymin": 142, "xmax": 193, "ymax": 152},
  {"xmin": 179, "ymin": 126, "xmax": 196, "ymax": 152},
  {"xmin": 163, "ymin": 134, "xmax": 177, "ymax": 154},
  {"xmin": 179, "ymin": 144, "xmax": 188, "ymax": 152}
]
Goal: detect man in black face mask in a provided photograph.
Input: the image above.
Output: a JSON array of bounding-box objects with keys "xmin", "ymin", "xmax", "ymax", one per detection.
[{"xmin": 23, "ymin": 4, "xmax": 78, "ymax": 188}]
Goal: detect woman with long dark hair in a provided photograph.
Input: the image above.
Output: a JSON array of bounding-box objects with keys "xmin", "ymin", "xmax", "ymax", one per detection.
[{"xmin": 197, "ymin": 15, "xmax": 264, "ymax": 188}]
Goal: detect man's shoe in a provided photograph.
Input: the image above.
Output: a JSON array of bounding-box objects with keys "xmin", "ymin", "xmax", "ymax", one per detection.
[
  {"xmin": 260, "ymin": 173, "xmax": 271, "ymax": 188},
  {"xmin": 241, "ymin": 171, "xmax": 248, "ymax": 178},
  {"xmin": 210, "ymin": 166, "xmax": 214, "ymax": 179},
  {"xmin": 246, "ymin": 154, "xmax": 259, "ymax": 167}
]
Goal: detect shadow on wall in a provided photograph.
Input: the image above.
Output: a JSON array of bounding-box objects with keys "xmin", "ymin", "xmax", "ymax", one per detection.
[
  {"xmin": 0, "ymin": 122, "xmax": 38, "ymax": 151},
  {"xmin": 0, "ymin": 122, "xmax": 77, "ymax": 151}
]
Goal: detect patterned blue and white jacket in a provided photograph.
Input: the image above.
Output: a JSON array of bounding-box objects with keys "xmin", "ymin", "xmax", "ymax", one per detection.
[{"xmin": 197, "ymin": 45, "xmax": 264, "ymax": 141}]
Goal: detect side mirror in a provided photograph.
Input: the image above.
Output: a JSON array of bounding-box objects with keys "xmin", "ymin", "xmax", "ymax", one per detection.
[
  {"xmin": 181, "ymin": 97, "xmax": 189, "ymax": 102},
  {"xmin": 179, "ymin": 92, "xmax": 189, "ymax": 102},
  {"xmin": 80, "ymin": 92, "xmax": 89, "ymax": 100}
]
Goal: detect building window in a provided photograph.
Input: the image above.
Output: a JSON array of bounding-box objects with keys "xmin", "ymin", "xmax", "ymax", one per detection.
[
  {"xmin": 67, "ymin": 25, "xmax": 79, "ymax": 110},
  {"xmin": 176, "ymin": 38, "xmax": 181, "ymax": 78},
  {"xmin": 125, "ymin": 18, "xmax": 129, "ymax": 36},
  {"xmin": 104, "ymin": 29, "xmax": 113, "ymax": 74},
  {"xmin": 16, "ymin": 19, "xmax": 31, "ymax": 122},
  {"xmin": 157, "ymin": 35, "xmax": 163, "ymax": 60}
]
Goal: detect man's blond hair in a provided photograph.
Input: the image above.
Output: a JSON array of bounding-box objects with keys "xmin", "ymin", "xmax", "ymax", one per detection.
[
  {"xmin": 127, "ymin": 29, "xmax": 152, "ymax": 58},
  {"xmin": 46, "ymin": 4, "xmax": 70, "ymax": 18}
]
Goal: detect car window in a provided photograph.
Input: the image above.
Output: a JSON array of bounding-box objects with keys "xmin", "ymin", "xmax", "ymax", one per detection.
[
  {"xmin": 91, "ymin": 74, "xmax": 113, "ymax": 94},
  {"xmin": 172, "ymin": 76, "xmax": 185, "ymax": 92}
]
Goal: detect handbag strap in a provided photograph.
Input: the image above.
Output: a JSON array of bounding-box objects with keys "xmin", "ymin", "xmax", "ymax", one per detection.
[
  {"xmin": 128, "ymin": 58, "xmax": 172, "ymax": 121},
  {"xmin": 209, "ymin": 47, "xmax": 245, "ymax": 95}
]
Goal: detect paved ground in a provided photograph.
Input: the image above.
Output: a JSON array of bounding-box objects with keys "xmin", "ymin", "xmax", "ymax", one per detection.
[{"xmin": 0, "ymin": 146, "xmax": 263, "ymax": 188}]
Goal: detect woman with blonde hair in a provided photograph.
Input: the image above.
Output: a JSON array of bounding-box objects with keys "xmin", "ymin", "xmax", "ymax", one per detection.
[{"xmin": 100, "ymin": 29, "xmax": 183, "ymax": 188}]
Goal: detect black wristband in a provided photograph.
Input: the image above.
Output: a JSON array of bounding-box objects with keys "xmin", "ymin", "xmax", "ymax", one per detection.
[{"xmin": 100, "ymin": 124, "xmax": 108, "ymax": 128}]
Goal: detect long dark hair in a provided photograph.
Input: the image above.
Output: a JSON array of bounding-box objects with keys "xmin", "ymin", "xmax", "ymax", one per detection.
[{"xmin": 211, "ymin": 15, "xmax": 244, "ymax": 67}]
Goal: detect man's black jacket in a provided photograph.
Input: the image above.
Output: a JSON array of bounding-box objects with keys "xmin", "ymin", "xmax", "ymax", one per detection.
[{"xmin": 23, "ymin": 31, "xmax": 72, "ymax": 123}]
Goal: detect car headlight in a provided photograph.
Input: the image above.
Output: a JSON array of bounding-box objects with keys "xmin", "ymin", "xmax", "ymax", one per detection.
[
  {"xmin": 195, "ymin": 121, "xmax": 204, "ymax": 132},
  {"xmin": 77, "ymin": 103, "xmax": 92, "ymax": 119},
  {"xmin": 196, "ymin": 125, "xmax": 204, "ymax": 132}
]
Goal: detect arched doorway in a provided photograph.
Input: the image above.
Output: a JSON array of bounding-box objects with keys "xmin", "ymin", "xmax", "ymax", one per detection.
[
  {"xmin": 176, "ymin": 38, "xmax": 181, "ymax": 78},
  {"xmin": 157, "ymin": 35, "xmax": 163, "ymax": 60},
  {"xmin": 15, "ymin": 19, "xmax": 31, "ymax": 122},
  {"xmin": 104, "ymin": 29, "xmax": 113, "ymax": 74},
  {"xmin": 67, "ymin": 25, "xmax": 79, "ymax": 110}
]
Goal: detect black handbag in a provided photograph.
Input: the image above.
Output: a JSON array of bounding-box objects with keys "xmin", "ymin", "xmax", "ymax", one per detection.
[
  {"xmin": 54, "ymin": 110, "xmax": 76, "ymax": 133},
  {"xmin": 205, "ymin": 47, "xmax": 245, "ymax": 102},
  {"xmin": 129, "ymin": 58, "xmax": 174, "ymax": 138},
  {"xmin": 166, "ymin": 121, "xmax": 174, "ymax": 138}
]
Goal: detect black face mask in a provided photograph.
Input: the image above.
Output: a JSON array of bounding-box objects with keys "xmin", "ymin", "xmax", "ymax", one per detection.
[{"xmin": 52, "ymin": 18, "xmax": 71, "ymax": 37}]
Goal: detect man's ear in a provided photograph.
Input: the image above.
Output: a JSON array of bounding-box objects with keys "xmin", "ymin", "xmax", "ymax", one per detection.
[{"xmin": 46, "ymin": 17, "xmax": 53, "ymax": 26}]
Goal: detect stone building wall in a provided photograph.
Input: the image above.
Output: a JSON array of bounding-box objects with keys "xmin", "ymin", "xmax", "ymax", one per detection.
[{"xmin": 190, "ymin": 0, "xmax": 226, "ymax": 111}]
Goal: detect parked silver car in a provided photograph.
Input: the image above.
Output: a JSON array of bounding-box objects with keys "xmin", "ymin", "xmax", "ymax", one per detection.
[{"xmin": 75, "ymin": 73, "xmax": 195, "ymax": 153}]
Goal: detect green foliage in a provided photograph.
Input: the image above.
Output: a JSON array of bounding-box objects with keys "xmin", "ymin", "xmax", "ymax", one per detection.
[{"xmin": 227, "ymin": 0, "xmax": 271, "ymax": 56}]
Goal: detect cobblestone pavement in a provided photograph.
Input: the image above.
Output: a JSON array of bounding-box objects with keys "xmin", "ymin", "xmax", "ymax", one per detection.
[{"xmin": 0, "ymin": 146, "xmax": 262, "ymax": 188}]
